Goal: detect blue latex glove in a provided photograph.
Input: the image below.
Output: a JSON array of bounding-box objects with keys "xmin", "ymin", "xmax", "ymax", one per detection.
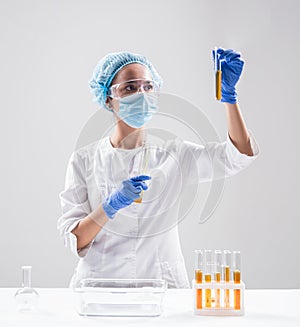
[
  {"xmin": 212, "ymin": 48, "xmax": 245, "ymax": 104},
  {"xmin": 102, "ymin": 175, "xmax": 151, "ymax": 219}
]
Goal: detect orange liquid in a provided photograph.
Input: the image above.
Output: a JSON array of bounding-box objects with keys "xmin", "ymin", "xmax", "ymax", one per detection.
[
  {"xmin": 133, "ymin": 191, "xmax": 143, "ymax": 203},
  {"xmin": 234, "ymin": 270, "xmax": 241, "ymax": 310},
  {"xmin": 195, "ymin": 270, "xmax": 202, "ymax": 309},
  {"xmin": 215, "ymin": 289, "xmax": 221, "ymax": 308},
  {"xmin": 225, "ymin": 266, "xmax": 230, "ymax": 309},
  {"xmin": 205, "ymin": 289, "xmax": 212, "ymax": 308},
  {"xmin": 205, "ymin": 274, "xmax": 212, "ymax": 308},
  {"xmin": 216, "ymin": 70, "xmax": 222, "ymax": 100},
  {"xmin": 196, "ymin": 289, "xmax": 202, "ymax": 309},
  {"xmin": 215, "ymin": 272, "xmax": 221, "ymax": 308},
  {"xmin": 234, "ymin": 289, "xmax": 241, "ymax": 310},
  {"xmin": 225, "ymin": 289, "xmax": 230, "ymax": 308}
]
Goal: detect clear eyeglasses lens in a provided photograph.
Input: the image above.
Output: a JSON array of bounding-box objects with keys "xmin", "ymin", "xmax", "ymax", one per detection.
[{"xmin": 109, "ymin": 79, "xmax": 159, "ymax": 98}]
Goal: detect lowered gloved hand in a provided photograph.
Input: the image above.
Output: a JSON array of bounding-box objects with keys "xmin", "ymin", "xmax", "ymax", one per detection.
[
  {"xmin": 212, "ymin": 48, "xmax": 245, "ymax": 104},
  {"xmin": 102, "ymin": 175, "xmax": 151, "ymax": 219}
]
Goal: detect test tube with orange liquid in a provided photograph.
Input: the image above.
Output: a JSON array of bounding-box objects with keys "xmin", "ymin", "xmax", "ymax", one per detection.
[
  {"xmin": 204, "ymin": 250, "xmax": 213, "ymax": 308},
  {"xmin": 214, "ymin": 250, "xmax": 222, "ymax": 309},
  {"xmin": 214, "ymin": 46, "xmax": 222, "ymax": 101},
  {"xmin": 223, "ymin": 250, "xmax": 232, "ymax": 309},
  {"xmin": 133, "ymin": 144, "xmax": 149, "ymax": 203},
  {"xmin": 194, "ymin": 250, "xmax": 204, "ymax": 309},
  {"xmin": 233, "ymin": 251, "xmax": 241, "ymax": 310}
]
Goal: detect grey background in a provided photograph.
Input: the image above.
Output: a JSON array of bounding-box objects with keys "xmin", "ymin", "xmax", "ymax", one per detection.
[{"xmin": 0, "ymin": 0, "xmax": 299, "ymax": 288}]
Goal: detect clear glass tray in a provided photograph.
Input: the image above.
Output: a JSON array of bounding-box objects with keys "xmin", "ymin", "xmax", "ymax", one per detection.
[{"xmin": 73, "ymin": 278, "xmax": 167, "ymax": 317}]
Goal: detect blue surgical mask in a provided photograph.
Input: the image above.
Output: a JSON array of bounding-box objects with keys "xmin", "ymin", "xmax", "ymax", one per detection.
[{"xmin": 116, "ymin": 92, "xmax": 158, "ymax": 129}]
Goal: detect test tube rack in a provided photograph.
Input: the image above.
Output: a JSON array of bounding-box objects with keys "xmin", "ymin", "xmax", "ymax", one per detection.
[
  {"xmin": 192, "ymin": 279, "xmax": 245, "ymax": 316},
  {"xmin": 193, "ymin": 249, "xmax": 245, "ymax": 316}
]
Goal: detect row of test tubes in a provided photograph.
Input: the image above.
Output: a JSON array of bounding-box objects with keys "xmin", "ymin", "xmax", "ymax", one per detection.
[{"xmin": 194, "ymin": 249, "xmax": 243, "ymax": 314}]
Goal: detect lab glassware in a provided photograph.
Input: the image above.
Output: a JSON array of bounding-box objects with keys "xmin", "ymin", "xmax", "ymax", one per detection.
[
  {"xmin": 224, "ymin": 250, "xmax": 232, "ymax": 309},
  {"xmin": 73, "ymin": 278, "xmax": 167, "ymax": 317},
  {"xmin": 233, "ymin": 251, "xmax": 242, "ymax": 310},
  {"xmin": 204, "ymin": 250, "xmax": 214, "ymax": 308},
  {"xmin": 215, "ymin": 47, "xmax": 222, "ymax": 100},
  {"xmin": 14, "ymin": 266, "xmax": 39, "ymax": 312},
  {"xmin": 193, "ymin": 250, "xmax": 244, "ymax": 316},
  {"xmin": 133, "ymin": 142, "xmax": 150, "ymax": 203},
  {"xmin": 194, "ymin": 250, "xmax": 204, "ymax": 309},
  {"xmin": 214, "ymin": 250, "xmax": 222, "ymax": 308}
]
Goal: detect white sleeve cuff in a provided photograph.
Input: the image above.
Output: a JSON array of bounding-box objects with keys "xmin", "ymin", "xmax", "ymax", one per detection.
[
  {"xmin": 64, "ymin": 220, "xmax": 93, "ymax": 258},
  {"xmin": 226, "ymin": 129, "xmax": 259, "ymax": 165}
]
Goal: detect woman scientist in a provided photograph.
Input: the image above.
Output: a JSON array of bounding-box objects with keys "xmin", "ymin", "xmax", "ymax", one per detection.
[{"xmin": 58, "ymin": 50, "xmax": 259, "ymax": 288}]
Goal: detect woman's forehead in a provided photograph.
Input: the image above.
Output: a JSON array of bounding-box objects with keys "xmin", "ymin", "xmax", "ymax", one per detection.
[{"xmin": 112, "ymin": 63, "xmax": 152, "ymax": 84}]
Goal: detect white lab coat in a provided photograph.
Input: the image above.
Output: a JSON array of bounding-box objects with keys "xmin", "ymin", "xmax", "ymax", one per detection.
[{"xmin": 57, "ymin": 131, "xmax": 259, "ymax": 288}]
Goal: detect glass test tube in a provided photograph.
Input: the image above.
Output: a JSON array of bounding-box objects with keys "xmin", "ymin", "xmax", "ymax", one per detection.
[
  {"xmin": 134, "ymin": 144, "xmax": 149, "ymax": 203},
  {"xmin": 194, "ymin": 250, "xmax": 203, "ymax": 309},
  {"xmin": 214, "ymin": 250, "xmax": 222, "ymax": 308},
  {"xmin": 233, "ymin": 251, "xmax": 241, "ymax": 310},
  {"xmin": 195, "ymin": 269, "xmax": 203, "ymax": 309},
  {"xmin": 223, "ymin": 250, "xmax": 231, "ymax": 309},
  {"xmin": 215, "ymin": 46, "xmax": 222, "ymax": 100},
  {"xmin": 204, "ymin": 250, "xmax": 213, "ymax": 308}
]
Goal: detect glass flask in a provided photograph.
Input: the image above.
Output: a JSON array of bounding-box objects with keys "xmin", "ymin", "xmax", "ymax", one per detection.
[{"xmin": 14, "ymin": 266, "xmax": 39, "ymax": 311}]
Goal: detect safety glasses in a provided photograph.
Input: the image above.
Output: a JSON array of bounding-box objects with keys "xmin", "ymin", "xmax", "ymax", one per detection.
[{"xmin": 108, "ymin": 79, "xmax": 159, "ymax": 99}]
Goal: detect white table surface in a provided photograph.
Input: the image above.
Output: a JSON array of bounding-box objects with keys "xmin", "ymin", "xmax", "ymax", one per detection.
[{"xmin": 1, "ymin": 288, "xmax": 300, "ymax": 326}]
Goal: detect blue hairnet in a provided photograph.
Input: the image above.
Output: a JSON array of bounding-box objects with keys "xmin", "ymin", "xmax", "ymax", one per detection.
[{"xmin": 88, "ymin": 51, "xmax": 163, "ymax": 110}]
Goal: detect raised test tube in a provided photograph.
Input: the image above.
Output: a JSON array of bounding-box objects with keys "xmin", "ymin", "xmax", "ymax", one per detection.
[
  {"xmin": 204, "ymin": 250, "xmax": 213, "ymax": 308},
  {"xmin": 214, "ymin": 250, "xmax": 222, "ymax": 308},
  {"xmin": 194, "ymin": 250, "xmax": 204, "ymax": 309},
  {"xmin": 233, "ymin": 251, "xmax": 241, "ymax": 310},
  {"xmin": 215, "ymin": 47, "xmax": 222, "ymax": 100},
  {"xmin": 134, "ymin": 144, "xmax": 149, "ymax": 203},
  {"xmin": 223, "ymin": 250, "xmax": 231, "ymax": 309}
]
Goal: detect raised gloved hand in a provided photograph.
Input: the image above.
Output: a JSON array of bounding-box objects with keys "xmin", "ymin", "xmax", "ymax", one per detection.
[
  {"xmin": 102, "ymin": 175, "xmax": 151, "ymax": 219},
  {"xmin": 212, "ymin": 48, "xmax": 245, "ymax": 104}
]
